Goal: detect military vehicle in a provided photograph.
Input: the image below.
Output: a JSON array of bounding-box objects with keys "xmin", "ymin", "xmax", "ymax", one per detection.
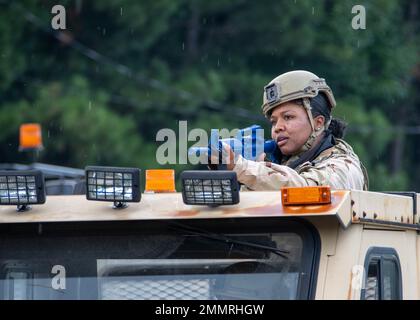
[
  {"xmin": 0, "ymin": 122, "xmax": 418, "ymax": 300},
  {"xmin": 0, "ymin": 162, "xmax": 418, "ymax": 300}
]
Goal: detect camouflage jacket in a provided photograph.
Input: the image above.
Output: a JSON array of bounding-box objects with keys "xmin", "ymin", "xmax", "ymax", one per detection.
[{"xmin": 233, "ymin": 139, "xmax": 367, "ymax": 191}]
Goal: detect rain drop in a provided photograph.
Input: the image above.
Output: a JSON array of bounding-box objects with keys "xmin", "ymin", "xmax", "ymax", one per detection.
[
  {"xmin": 120, "ymin": 7, "xmax": 123, "ymax": 16},
  {"xmin": 182, "ymin": 42, "xmax": 185, "ymax": 51},
  {"xmin": 312, "ymin": 7, "xmax": 315, "ymax": 15},
  {"xmin": 89, "ymin": 101, "xmax": 92, "ymax": 111}
]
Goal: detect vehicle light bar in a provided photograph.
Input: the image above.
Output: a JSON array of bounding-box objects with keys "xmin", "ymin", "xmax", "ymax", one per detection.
[
  {"xmin": 85, "ymin": 166, "xmax": 141, "ymax": 209},
  {"xmin": 281, "ymin": 186, "xmax": 331, "ymax": 206},
  {"xmin": 181, "ymin": 171, "xmax": 240, "ymax": 206},
  {"xmin": 0, "ymin": 170, "xmax": 46, "ymax": 212}
]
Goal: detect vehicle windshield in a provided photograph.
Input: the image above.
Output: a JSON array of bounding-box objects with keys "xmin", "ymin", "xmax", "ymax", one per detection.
[{"xmin": 0, "ymin": 218, "xmax": 318, "ymax": 300}]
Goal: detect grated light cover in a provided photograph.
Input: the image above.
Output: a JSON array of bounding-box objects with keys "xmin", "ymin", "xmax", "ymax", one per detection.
[
  {"xmin": 0, "ymin": 170, "xmax": 45, "ymax": 205},
  {"xmin": 85, "ymin": 166, "xmax": 141, "ymax": 203},
  {"xmin": 181, "ymin": 171, "xmax": 239, "ymax": 206}
]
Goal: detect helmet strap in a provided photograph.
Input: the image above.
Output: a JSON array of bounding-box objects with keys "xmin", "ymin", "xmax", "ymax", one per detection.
[
  {"xmin": 303, "ymin": 98, "xmax": 315, "ymax": 131},
  {"xmin": 295, "ymin": 98, "xmax": 324, "ymax": 154}
]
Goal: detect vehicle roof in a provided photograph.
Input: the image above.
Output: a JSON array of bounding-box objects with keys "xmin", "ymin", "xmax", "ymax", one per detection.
[
  {"xmin": 0, "ymin": 162, "xmax": 84, "ymax": 180},
  {"xmin": 0, "ymin": 190, "xmax": 350, "ymax": 225},
  {"xmin": 0, "ymin": 190, "xmax": 418, "ymax": 232}
]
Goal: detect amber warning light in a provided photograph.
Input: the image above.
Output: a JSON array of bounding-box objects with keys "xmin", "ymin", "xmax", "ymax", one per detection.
[
  {"xmin": 145, "ymin": 169, "xmax": 176, "ymax": 193},
  {"xmin": 19, "ymin": 123, "xmax": 43, "ymax": 151},
  {"xmin": 281, "ymin": 186, "xmax": 331, "ymax": 206}
]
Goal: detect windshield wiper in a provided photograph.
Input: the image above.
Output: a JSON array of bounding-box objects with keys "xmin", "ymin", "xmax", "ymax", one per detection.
[{"xmin": 169, "ymin": 222, "xmax": 289, "ymax": 259}]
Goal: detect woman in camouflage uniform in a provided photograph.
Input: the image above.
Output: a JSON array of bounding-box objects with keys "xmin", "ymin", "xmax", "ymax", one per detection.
[{"xmin": 223, "ymin": 70, "xmax": 368, "ymax": 191}]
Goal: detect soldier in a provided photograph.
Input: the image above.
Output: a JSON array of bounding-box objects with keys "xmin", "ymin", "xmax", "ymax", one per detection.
[{"xmin": 220, "ymin": 70, "xmax": 368, "ymax": 191}]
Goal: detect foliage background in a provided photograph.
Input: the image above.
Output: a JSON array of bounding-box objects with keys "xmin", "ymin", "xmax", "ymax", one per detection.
[{"xmin": 0, "ymin": 0, "xmax": 419, "ymax": 191}]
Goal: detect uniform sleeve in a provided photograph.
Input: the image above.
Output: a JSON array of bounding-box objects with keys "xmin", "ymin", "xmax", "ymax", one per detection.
[{"xmin": 233, "ymin": 154, "xmax": 364, "ymax": 191}]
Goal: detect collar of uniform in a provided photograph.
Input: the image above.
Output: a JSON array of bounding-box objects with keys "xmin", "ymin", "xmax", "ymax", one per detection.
[{"xmin": 282, "ymin": 132, "xmax": 336, "ymax": 169}]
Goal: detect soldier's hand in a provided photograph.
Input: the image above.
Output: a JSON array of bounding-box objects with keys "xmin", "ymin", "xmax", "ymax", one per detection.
[
  {"xmin": 256, "ymin": 152, "xmax": 266, "ymax": 162},
  {"xmin": 209, "ymin": 143, "xmax": 236, "ymax": 170}
]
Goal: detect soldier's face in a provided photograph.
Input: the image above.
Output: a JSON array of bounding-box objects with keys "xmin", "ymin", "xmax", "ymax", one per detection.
[{"xmin": 270, "ymin": 102, "xmax": 312, "ymax": 156}]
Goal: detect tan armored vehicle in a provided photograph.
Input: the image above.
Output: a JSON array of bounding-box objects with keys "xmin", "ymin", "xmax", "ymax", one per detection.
[{"xmin": 0, "ymin": 165, "xmax": 418, "ymax": 300}]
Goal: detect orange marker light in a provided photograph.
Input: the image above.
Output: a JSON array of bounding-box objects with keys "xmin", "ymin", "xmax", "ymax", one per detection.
[
  {"xmin": 281, "ymin": 186, "xmax": 331, "ymax": 206},
  {"xmin": 145, "ymin": 169, "xmax": 176, "ymax": 193},
  {"xmin": 19, "ymin": 123, "xmax": 43, "ymax": 151}
]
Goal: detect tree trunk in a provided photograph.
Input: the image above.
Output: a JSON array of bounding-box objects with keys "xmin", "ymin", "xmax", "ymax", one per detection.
[
  {"xmin": 390, "ymin": 129, "xmax": 404, "ymax": 175},
  {"xmin": 186, "ymin": 3, "xmax": 200, "ymax": 63}
]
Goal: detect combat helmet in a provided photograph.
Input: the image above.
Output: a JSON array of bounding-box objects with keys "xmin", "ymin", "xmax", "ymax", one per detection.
[{"xmin": 262, "ymin": 70, "xmax": 337, "ymax": 153}]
